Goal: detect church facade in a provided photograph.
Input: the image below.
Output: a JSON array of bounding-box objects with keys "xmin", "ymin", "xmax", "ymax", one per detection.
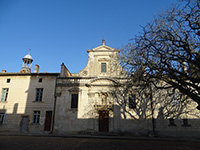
[
  {"xmin": 54, "ymin": 40, "xmax": 127, "ymax": 134},
  {"xmin": 1, "ymin": 40, "xmax": 200, "ymax": 137}
]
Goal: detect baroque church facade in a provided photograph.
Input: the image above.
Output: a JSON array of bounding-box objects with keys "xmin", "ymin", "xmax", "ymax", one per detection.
[
  {"xmin": 54, "ymin": 40, "xmax": 126, "ymax": 134},
  {"xmin": 1, "ymin": 40, "xmax": 200, "ymax": 137}
]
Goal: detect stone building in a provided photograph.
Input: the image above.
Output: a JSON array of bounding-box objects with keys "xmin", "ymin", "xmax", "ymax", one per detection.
[
  {"xmin": 0, "ymin": 53, "xmax": 58, "ymax": 133},
  {"xmin": 53, "ymin": 40, "xmax": 200, "ymax": 137},
  {"xmin": 1, "ymin": 40, "xmax": 200, "ymax": 137},
  {"xmin": 54, "ymin": 40, "xmax": 126, "ymax": 134}
]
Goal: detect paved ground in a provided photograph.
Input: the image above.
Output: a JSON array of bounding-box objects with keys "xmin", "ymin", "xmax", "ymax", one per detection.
[{"xmin": 0, "ymin": 135, "xmax": 200, "ymax": 150}]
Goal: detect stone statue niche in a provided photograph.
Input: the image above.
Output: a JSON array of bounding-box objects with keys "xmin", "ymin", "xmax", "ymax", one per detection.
[{"xmin": 100, "ymin": 92, "xmax": 108, "ymax": 105}]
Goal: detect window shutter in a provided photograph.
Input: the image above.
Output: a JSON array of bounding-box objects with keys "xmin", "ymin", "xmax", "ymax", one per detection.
[
  {"xmin": 3, "ymin": 112, "xmax": 7, "ymax": 124},
  {"xmin": 1, "ymin": 89, "xmax": 8, "ymax": 102},
  {"xmin": 1, "ymin": 92, "xmax": 5, "ymax": 101}
]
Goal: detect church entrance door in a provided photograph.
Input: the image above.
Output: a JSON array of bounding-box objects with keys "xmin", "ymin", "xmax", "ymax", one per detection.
[{"xmin": 99, "ymin": 110, "xmax": 109, "ymax": 132}]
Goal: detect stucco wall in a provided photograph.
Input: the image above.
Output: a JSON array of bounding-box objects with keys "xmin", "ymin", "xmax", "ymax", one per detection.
[{"xmin": 0, "ymin": 74, "xmax": 57, "ymax": 133}]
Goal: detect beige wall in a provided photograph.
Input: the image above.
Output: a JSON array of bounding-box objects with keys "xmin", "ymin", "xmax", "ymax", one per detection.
[
  {"xmin": 1, "ymin": 42, "xmax": 200, "ymax": 138},
  {"xmin": 0, "ymin": 74, "xmax": 57, "ymax": 133},
  {"xmin": 54, "ymin": 43, "xmax": 200, "ymax": 138},
  {"xmin": 79, "ymin": 44, "xmax": 125, "ymax": 78}
]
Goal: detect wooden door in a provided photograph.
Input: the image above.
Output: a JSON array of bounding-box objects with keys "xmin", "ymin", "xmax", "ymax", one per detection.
[
  {"xmin": 99, "ymin": 110, "xmax": 109, "ymax": 132},
  {"xmin": 21, "ymin": 116, "xmax": 28, "ymax": 132},
  {"xmin": 44, "ymin": 111, "xmax": 52, "ymax": 131}
]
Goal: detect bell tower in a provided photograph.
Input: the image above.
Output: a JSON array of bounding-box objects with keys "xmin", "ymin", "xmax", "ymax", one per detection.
[{"xmin": 20, "ymin": 52, "xmax": 33, "ymax": 73}]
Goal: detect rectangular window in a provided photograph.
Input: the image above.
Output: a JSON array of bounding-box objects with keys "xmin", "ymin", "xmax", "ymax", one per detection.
[
  {"xmin": 35, "ymin": 88, "xmax": 43, "ymax": 102},
  {"xmin": 71, "ymin": 94, "xmax": 78, "ymax": 108},
  {"xmin": 169, "ymin": 118, "xmax": 176, "ymax": 126},
  {"xmin": 6, "ymin": 79, "xmax": 11, "ymax": 83},
  {"xmin": 101, "ymin": 63, "xmax": 106, "ymax": 73},
  {"xmin": 1, "ymin": 88, "xmax": 9, "ymax": 102},
  {"xmin": 38, "ymin": 78, "xmax": 42, "ymax": 83},
  {"xmin": 129, "ymin": 94, "xmax": 136, "ymax": 109},
  {"xmin": 33, "ymin": 111, "xmax": 40, "ymax": 124},
  {"xmin": 0, "ymin": 112, "xmax": 7, "ymax": 124},
  {"xmin": 171, "ymin": 92, "xmax": 180, "ymax": 106},
  {"xmin": 182, "ymin": 119, "xmax": 190, "ymax": 126}
]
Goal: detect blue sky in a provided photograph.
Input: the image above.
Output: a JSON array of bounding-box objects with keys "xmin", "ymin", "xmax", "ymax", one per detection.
[{"xmin": 0, "ymin": 0, "xmax": 177, "ymax": 73}]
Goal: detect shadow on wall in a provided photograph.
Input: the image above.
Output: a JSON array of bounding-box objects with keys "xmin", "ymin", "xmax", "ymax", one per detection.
[
  {"xmin": 52, "ymin": 103, "xmax": 200, "ymax": 138},
  {"xmin": 1, "ymin": 102, "xmax": 200, "ymax": 138},
  {"xmin": 1, "ymin": 76, "xmax": 200, "ymax": 138},
  {"xmin": 22, "ymin": 74, "xmax": 57, "ymax": 133}
]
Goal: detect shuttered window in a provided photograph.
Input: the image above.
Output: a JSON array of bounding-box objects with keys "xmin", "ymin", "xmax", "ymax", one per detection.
[
  {"xmin": 1, "ymin": 88, "xmax": 9, "ymax": 102},
  {"xmin": 0, "ymin": 112, "xmax": 7, "ymax": 124}
]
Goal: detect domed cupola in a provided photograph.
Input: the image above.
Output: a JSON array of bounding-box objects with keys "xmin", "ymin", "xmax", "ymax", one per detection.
[{"xmin": 20, "ymin": 53, "xmax": 33, "ymax": 73}]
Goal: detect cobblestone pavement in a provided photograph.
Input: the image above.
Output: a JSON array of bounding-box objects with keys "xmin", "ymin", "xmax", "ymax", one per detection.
[{"xmin": 0, "ymin": 135, "xmax": 200, "ymax": 150}]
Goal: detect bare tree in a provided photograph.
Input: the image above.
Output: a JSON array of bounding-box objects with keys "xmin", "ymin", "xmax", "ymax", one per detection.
[
  {"xmin": 120, "ymin": 0, "xmax": 200, "ymax": 109},
  {"xmin": 110, "ymin": 78, "xmax": 199, "ymax": 136},
  {"xmin": 112, "ymin": 79, "xmax": 197, "ymax": 117}
]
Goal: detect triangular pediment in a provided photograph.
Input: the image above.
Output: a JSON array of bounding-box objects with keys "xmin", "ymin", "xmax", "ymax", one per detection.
[{"xmin": 87, "ymin": 45, "xmax": 119, "ymax": 53}]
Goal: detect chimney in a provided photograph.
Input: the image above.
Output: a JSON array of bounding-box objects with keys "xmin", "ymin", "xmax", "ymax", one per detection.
[
  {"xmin": 34, "ymin": 65, "xmax": 39, "ymax": 73},
  {"xmin": 2, "ymin": 70, "xmax": 7, "ymax": 73}
]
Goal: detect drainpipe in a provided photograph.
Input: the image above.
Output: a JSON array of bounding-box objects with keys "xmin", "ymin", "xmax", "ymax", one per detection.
[{"xmin": 50, "ymin": 76, "xmax": 58, "ymax": 134}]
